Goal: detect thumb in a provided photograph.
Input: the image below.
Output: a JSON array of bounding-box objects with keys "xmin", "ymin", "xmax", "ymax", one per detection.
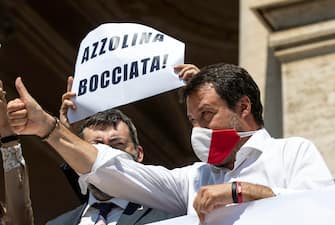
[
  {"xmin": 67, "ymin": 76, "xmax": 74, "ymax": 92},
  {"xmin": 15, "ymin": 77, "xmax": 33, "ymax": 101}
]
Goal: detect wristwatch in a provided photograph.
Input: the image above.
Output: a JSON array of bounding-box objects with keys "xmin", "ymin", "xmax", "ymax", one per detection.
[{"xmin": 0, "ymin": 135, "xmax": 19, "ymax": 145}]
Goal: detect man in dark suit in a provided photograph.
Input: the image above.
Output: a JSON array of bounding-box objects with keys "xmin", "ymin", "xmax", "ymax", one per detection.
[
  {"xmin": 46, "ymin": 92, "xmax": 181, "ymax": 225},
  {"xmin": 46, "ymin": 199, "xmax": 178, "ymax": 225},
  {"xmin": 48, "ymin": 163, "xmax": 180, "ymax": 225}
]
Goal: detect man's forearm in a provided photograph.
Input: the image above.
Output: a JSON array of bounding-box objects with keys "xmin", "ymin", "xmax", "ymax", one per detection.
[
  {"xmin": 241, "ymin": 182, "xmax": 275, "ymax": 202},
  {"xmin": 5, "ymin": 166, "xmax": 34, "ymax": 225},
  {"xmin": 43, "ymin": 114, "xmax": 97, "ymax": 174},
  {"xmin": 1, "ymin": 142, "xmax": 34, "ymax": 225}
]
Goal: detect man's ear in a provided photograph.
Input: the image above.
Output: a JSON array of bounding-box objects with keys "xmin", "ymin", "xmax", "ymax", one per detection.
[
  {"xmin": 136, "ymin": 145, "xmax": 144, "ymax": 163},
  {"xmin": 237, "ymin": 95, "xmax": 251, "ymax": 118}
]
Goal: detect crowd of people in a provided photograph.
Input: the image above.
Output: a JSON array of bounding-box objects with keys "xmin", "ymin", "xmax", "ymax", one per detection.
[{"xmin": 0, "ymin": 38, "xmax": 333, "ymax": 225}]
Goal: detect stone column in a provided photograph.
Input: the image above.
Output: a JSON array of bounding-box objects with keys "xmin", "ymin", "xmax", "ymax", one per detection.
[{"xmin": 240, "ymin": 0, "xmax": 335, "ymax": 175}]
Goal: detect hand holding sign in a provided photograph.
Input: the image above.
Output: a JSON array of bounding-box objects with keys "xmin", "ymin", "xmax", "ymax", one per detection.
[
  {"xmin": 68, "ymin": 23, "xmax": 185, "ymax": 123},
  {"xmin": 60, "ymin": 76, "xmax": 76, "ymax": 128},
  {"xmin": 174, "ymin": 64, "xmax": 200, "ymax": 83}
]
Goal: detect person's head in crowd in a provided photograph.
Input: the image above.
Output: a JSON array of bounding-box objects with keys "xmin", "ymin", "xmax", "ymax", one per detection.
[
  {"xmin": 78, "ymin": 108, "xmax": 144, "ymax": 200},
  {"xmin": 183, "ymin": 63, "xmax": 264, "ymax": 129},
  {"xmin": 183, "ymin": 63, "xmax": 264, "ymax": 168},
  {"xmin": 79, "ymin": 108, "xmax": 143, "ymax": 162}
]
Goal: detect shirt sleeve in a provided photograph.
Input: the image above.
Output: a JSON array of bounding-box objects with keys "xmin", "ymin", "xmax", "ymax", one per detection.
[
  {"xmin": 78, "ymin": 144, "xmax": 190, "ymax": 214},
  {"xmin": 275, "ymin": 137, "xmax": 333, "ymax": 195}
]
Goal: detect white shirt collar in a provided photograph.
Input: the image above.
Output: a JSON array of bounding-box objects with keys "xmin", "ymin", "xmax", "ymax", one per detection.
[
  {"xmin": 234, "ymin": 128, "xmax": 270, "ymax": 170},
  {"xmin": 241, "ymin": 128, "xmax": 271, "ymax": 153}
]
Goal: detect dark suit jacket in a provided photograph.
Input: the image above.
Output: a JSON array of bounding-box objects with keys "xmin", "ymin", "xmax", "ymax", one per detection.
[{"xmin": 46, "ymin": 202, "xmax": 181, "ymax": 225}]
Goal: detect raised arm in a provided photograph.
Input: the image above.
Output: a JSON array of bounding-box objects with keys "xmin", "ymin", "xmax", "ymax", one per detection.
[
  {"xmin": 7, "ymin": 77, "xmax": 189, "ymax": 214},
  {"xmin": 7, "ymin": 77, "xmax": 97, "ymax": 174}
]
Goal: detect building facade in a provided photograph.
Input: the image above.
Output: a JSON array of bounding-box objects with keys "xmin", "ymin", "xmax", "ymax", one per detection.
[{"xmin": 240, "ymin": 0, "xmax": 335, "ymax": 175}]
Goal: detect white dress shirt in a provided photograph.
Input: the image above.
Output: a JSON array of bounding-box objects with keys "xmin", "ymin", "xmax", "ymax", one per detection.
[
  {"xmin": 79, "ymin": 194, "xmax": 128, "ymax": 225},
  {"xmin": 79, "ymin": 128, "xmax": 332, "ymax": 216}
]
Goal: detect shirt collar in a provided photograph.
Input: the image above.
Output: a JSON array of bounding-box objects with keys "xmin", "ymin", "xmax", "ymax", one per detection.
[
  {"xmin": 240, "ymin": 128, "xmax": 271, "ymax": 153},
  {"xmin": 234, "ymin": 128, "xmax": 270, "ymax": 167},
  {"xmin": 88, "ymin": 193, "xmax": 128, "ymax": 210}
]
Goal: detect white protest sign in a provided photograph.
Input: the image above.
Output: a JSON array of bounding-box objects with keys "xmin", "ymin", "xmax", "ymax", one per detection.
[
  {"xmin": 68, "ymin": 23, "xmax": 185, "ymax": 123},
  {"xmin": 148, "ymin": 185, "xmax": 335, "ymax": 225}
]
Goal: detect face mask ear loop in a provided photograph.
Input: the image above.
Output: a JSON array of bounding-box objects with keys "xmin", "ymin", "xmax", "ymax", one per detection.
[{"xmin": 237, "ymin": 130, "xmax": 257, "ymax": 138}]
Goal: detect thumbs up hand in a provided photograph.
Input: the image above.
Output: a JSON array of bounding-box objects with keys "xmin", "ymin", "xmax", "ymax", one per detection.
[{"xmin": 7, "ymin": 77, "xmax": 55, "ymax": 137}]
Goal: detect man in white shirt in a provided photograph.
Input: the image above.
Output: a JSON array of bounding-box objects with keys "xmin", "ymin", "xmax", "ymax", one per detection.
[{"xmin": 6, "ymin": 63, "xmax": 333, "ymax": 223}]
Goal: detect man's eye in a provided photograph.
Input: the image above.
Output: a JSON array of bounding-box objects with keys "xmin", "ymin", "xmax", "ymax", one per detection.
[
  {"xmin": 201, "ymin": 111, "xmax": 213, "ymax": 121},
  {"xmin": 93, "ymin": 140, "xmax": 104, "ymax": 144},
  {"xmin": 115, "ymin": 143, "xmax": 125, "ymax": 148},
  {"xmin": 111, "ymin": 142, "xmax": 126, "ymax": 150},
  {"xmin": 189, "ymin": 118, "xmax": 197, "ymax": 126}
]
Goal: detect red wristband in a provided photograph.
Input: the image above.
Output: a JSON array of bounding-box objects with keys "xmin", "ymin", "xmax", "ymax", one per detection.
[{"xmin": 236, "ymin": 181, "xmax": 243, "ymax": 203}]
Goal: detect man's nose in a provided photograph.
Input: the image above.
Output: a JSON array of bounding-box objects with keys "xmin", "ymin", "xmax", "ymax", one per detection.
[
  {"xmin": 101, "ymin": 136, "xmax": 111, "ymax": 145},
  {"xmin": 103, "ymin": 132, "xmax": 116, "ymax": 146}
]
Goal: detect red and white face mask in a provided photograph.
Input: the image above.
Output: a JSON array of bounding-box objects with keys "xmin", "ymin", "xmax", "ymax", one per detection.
[{"xmin": 191, "ymin": 127, "xmax": 256, "ymax": 165}]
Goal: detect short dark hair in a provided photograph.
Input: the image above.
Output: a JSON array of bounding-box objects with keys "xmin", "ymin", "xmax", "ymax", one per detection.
[
  {"xmin": 183, "ymin": 63, "xmax": 264, "ymax": 126},
  {"xmin": 79, "ymin": 109, "xmax": 140, "ymax": 148}
]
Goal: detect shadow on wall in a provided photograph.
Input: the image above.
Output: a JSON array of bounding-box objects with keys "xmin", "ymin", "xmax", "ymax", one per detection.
[{"xmin": 264, "ymin": 47, "xmax": 283, "ymax": 138}]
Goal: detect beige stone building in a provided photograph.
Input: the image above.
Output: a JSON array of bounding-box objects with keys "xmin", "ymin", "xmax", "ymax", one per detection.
[{"xmin": 240, "ymin": 0, "xmax": 335, "ymax": 175}]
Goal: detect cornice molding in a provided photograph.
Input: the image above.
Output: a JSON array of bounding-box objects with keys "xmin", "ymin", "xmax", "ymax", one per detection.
[
  {"xmin": 269, "ymin": 19, "xmax": 335, "ymax": 49},
  {"xmin": 251, "ymin": 0, "xmax": 335, "ymax": 62},
  {"xmin": 253, "ymin": 0, "xmax": 335, "ymax": 31}
]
